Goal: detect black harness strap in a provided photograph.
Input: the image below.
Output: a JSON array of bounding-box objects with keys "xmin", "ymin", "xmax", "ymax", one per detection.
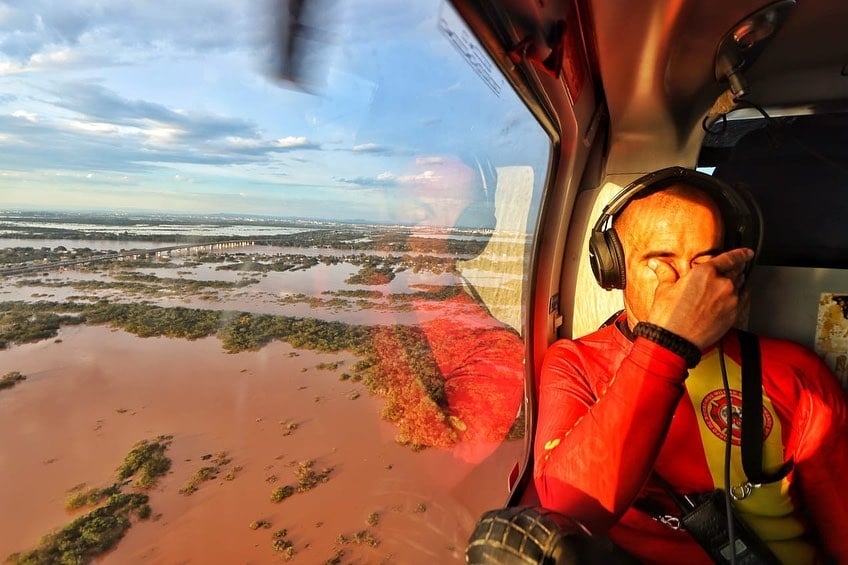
[{"xmin": 738, "ymin": 330, "xmax": 794, "ymax": 485}]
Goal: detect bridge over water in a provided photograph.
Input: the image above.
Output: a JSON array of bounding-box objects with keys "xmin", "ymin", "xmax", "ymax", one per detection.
[{"xmin": 0, "ymin": 240, "xmax": 257, "ymax": 277}]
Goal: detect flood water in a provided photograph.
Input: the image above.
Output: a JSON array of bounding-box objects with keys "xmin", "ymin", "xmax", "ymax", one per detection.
[{"xmin": 0, "ymin": 220, "xmax": 528, "ymax": 563}]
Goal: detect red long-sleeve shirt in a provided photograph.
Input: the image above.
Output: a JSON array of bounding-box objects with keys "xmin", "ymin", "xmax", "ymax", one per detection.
[{"xmin": 534, "ymin": 319, "xmax": 848, "ymax": 564}]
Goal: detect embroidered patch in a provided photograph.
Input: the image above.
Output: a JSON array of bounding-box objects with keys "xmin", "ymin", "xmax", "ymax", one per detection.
[{"xmin": 700, "ymin": 389, "xmax": 773, "ymax": 446}]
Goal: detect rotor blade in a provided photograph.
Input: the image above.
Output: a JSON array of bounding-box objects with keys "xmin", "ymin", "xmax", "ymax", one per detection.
[{"xmin": 269, "ymin": 0, "xmax": 338, "ymax": 92}]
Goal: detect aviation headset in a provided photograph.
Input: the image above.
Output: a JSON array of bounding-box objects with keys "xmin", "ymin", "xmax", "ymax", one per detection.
[{"xmin": 588, "ymin": 166, "xmax": 763, "ymax": 290}]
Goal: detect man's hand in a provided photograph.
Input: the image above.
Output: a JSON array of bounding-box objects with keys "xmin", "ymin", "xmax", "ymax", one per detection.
[{"xmin": 645, "ymin": 248, "xmax": 754, "ymax": 349}]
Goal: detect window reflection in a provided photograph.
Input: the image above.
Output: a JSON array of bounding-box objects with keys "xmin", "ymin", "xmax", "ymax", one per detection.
[{"xmin": 362, "ymin": 155, "xmax": 527, "ymax": 461}]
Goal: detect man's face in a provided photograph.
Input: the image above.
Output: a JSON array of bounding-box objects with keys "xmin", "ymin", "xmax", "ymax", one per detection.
[{"xmin": 616, "ymin": 185, "xmax": 724, "ymax": 329}]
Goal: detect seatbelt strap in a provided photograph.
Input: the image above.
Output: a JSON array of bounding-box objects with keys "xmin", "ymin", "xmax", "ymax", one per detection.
[{"xmin": 738, "ymin": 330, "xmax": 794, "ymax": 484}]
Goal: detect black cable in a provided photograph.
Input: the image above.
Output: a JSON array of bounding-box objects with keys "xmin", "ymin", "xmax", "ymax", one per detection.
[
  {"xmin": 718, "ymin": 340, "xmax": 737, "ymax": 565},
  {"xmin": 732, "ymin": 99, "xmax": 773, "ymax": 122},
  {"xmin": 702, "ymin": 111, "xmax": 728, "ymax": 135}
]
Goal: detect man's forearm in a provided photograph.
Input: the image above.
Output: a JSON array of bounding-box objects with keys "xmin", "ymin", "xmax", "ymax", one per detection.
[{"xmin": 533, "ymin": 338, "xmax": 688, "ymax": 530}]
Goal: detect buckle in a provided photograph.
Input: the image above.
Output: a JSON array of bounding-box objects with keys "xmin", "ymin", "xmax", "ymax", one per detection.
[
  {"xmin": 730, "ymin": 482, "xmax": 760, "ymax": 501},
  {"xmin": 656, "ymin": 515, "xmax": 685, "ymax": 531}
]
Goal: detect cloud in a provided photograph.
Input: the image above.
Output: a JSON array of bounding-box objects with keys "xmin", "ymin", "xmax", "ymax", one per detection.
[
  {"xmin": 12, "ymin": 110, "xmax": 38, "ymax": 121},
  {"xmin": 337, "ymin": 169, "xmax": 443, "ymax": 188},
  {"xmin": 398, "ymin": 170, "xmax": 441, "ymax": 183},
  {"xmin": 0, "ymin": 1, "xmax": 257, "ymax": 68},
  {"xmin": 216, "ymin": 135, "xmax": 320, "ymax": 155},
  {"xmin": 276, "ymin": 136, "xmax": 318, "ymax": 149},
  {"xmin": 0, "ymin": 80, "xmax": 323, "ymax": 175},
  {"xmin": 351, "ymin": 142, "xmax": 386, "ymax": 153},
  {"xmin": 49, "ymin": 82, "xmax": 258, "ymax": 142},
  {"xmin": 0, "ymin": 48, "xmax": 102, "ymax": 76},
  {"xmin": 414, "ymin": 156, "xmax": 444, "ymax": 165},
  {"xmin": 225, "ymin": 136, "xmax": 262, "ymax": 148},
  {"xmin": 337, "ymin": 171, "xmax": 398, "ymax": 188},
  {"xmin": 29, "ymin": 48, "xmax": 76, "ymax": 67}
]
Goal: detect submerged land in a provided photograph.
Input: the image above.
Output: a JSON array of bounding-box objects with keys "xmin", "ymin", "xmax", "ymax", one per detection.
[{"xmin": 0, "ymin": 211, "xmax": 526, "ymax": 563}]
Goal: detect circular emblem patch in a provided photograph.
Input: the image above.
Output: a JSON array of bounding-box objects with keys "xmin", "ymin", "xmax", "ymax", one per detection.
[{"xmin": 700, "ymin": 389, "xmax": 773, "ymax": 446}]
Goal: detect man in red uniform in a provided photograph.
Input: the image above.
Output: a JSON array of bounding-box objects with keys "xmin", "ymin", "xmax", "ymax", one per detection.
[{"xmin": 533, "ymin": 169, "xmax": 848, "ymax": 564}]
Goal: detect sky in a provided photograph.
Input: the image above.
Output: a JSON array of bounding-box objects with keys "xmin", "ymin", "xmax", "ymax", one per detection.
[{"xmin": 0, "ymin": 0, "xmax": 550, "ymax": 226}]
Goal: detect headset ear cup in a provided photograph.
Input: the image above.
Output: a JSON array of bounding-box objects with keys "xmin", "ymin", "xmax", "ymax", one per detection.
[
  {"xmin": 606, "ymin": 228, "xmax": 626, "ymax": 290},
  {"xmin": 589, "ymin": 228, "xmax": 626, "ymax": 290},
  {"xmin": 589, "ymin": 230, "xmax": 609, "ymax": 288}
]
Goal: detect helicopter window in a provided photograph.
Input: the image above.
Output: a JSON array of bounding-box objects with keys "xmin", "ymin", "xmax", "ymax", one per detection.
[{"xmin": 0, "ymin": 1, "xmax": 550, "ymax": 562}]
